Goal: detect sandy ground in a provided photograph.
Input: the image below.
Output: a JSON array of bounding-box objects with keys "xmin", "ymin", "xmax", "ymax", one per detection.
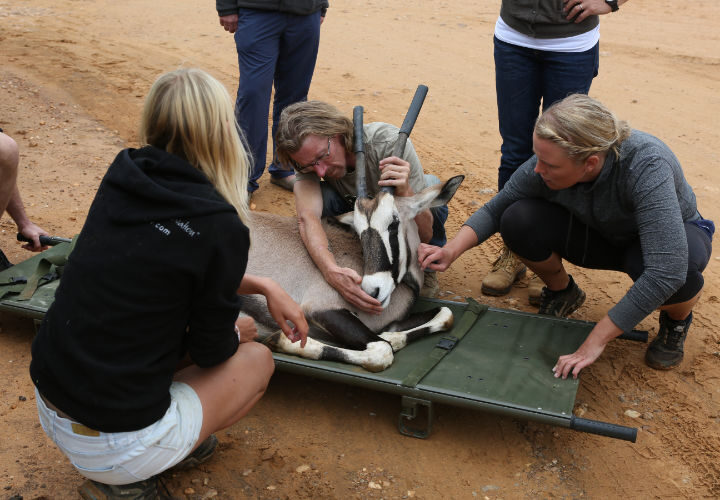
[{"xmin": 1, "ymin": 0, "xmax": 719, "ymax": 498}]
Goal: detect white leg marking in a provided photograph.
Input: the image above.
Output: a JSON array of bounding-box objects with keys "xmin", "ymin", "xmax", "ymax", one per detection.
[
  {"xmin": 274, "ymin": 331, "xmax": 325, "ymax": 359},
  {"xmin": 275, "ymin": 333, "xmax": 394, "ymax": 372},
  {"xmin": 353, "ymin": 341, "xmax": 394, "ymax": 372},
  {"xmin": 379, "ymin": 307, "xmax": 454, "ymax": 351}
]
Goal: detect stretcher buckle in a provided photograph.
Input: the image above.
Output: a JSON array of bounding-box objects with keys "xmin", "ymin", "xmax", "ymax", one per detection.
[{"xmin": 436, "ymin": 335, "xmax": 458, "ymax": 350}]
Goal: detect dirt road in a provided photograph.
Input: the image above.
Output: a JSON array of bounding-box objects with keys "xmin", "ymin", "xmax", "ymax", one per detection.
[{"xmin": 1, "ymin": 0, "xmax": 719, "ymax": 497}]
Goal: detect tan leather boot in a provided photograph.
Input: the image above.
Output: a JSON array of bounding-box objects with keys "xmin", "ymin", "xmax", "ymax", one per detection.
[{"xmin": 481, "ymin": 246, "xmax": 526, "ymax": 296}]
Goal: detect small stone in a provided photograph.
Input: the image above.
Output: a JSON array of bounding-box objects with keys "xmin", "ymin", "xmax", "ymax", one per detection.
[
  {"xmin": 18, "ymin": 396, "xmax": 26, "ymax": 401},
  {"xmin": 201, "ymin": 490, "xmax": 218, "ymax": 499},
  {"xmin": 642, "ymin": 412, "xmax": 654, "ymax": 420},
  {"xmin": 184, "ymin": 487, "xmax": 195, "ymax": 495},
  {"xmin": 266, "ymin": 485, "xmax": 276, "ymax": 491},
  {"xmin": 242, "ymin": 469, "xmax": 252, "ymax": 476},
  {"xmin": 368, "ymin": 481, "xmax": 382, "ymax": 489},
  {"xmin": 260, "ymin": 448, "xmax": 274, "ymax": 460},
  {"xmin": 624, "ymin": 409, "xmax": 641, "ymax": 419},
  {"xmin": 296, "ymin": 464, "xmax": 311, "ymax": 473}
]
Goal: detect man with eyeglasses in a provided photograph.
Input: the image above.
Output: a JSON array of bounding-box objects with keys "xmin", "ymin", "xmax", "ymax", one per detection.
[{"xmin": 275, "ymin": 100, "xmax": 448, "ymax": 312}]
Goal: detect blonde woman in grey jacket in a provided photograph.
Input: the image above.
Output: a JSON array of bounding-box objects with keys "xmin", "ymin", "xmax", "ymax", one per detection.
[{"xmin": 419, "ymin": 94, "xmax": 713, "ymax": 378}]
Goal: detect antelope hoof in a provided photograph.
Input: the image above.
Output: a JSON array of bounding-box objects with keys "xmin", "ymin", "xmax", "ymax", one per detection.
[{"xmin": 438, "ymin": 306, "xmax": 454, "ymax": 331}]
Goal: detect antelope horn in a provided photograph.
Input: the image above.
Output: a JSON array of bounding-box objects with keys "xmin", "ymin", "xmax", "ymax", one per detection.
[
  {"xmin": 353, "ymin": 105, "xmax": 367, "ymax": 199},
  {"xmin": 381, "ymin": 84, "xmax": 429, "ymax": 195}
]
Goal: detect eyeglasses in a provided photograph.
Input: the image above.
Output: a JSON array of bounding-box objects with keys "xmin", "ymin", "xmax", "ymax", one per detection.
[{"xmin": 295, "ymin": 136, "xmax": 332, "ymax": 174}]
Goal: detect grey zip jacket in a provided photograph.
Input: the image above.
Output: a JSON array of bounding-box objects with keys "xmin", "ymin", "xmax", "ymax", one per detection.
[{"xmin": 465, "ymin": 130, "xmax": 700, "ymax": 333}]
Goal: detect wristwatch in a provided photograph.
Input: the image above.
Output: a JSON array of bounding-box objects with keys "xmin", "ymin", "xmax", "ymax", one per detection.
[{"xmin": 605, "ymin": 0, "xmax": 619, "ymax": 12}]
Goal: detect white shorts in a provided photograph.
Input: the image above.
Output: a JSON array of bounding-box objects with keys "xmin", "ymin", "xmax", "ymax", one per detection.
[{"xmin": 35, "ymin": 382, "xmax": 203, "ymax": 485}]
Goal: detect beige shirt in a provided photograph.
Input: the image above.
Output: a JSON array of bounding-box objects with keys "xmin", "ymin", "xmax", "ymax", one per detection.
[{"xmin": 297, "ymin": 122, "xmax": 426, "ymax": 201}]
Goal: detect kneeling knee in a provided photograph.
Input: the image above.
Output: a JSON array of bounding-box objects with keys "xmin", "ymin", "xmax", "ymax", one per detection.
[{"xmin": 237, "ymin": 342, "xmax": 275, "ymax": 378}]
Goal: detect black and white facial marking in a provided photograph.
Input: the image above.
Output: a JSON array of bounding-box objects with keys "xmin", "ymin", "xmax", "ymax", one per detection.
[{"xmin": 353, "ymin": 193, "xmax": 410, "ymax": 308}]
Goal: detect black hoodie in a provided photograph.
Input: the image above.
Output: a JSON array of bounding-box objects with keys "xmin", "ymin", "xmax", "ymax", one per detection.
[{"xmin": 30, "ymin": 146, "xmax": 249, "ymax": 432}]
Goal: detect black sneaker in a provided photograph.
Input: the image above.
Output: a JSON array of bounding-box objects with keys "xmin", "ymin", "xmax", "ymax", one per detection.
[
  {"xmin": 172, "ymin": 434, "xmax": 218, "ymax": 470},
  {"xmin": 645, "ymin": 311, "xmax": 692, "ymax": 370},
  {"xmin": 537, "ymin": 275, "xmax": 586, "ymax": 318},
  {"xmin": 78, "ymin": 477, "xmax": 160, "ymax": 500}
]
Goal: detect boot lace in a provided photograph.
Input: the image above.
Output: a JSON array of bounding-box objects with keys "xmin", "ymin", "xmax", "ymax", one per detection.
[
  {"xmin": 492, "ymin": 247, "xmax": 519, "ymax": 273},
  {"xmin": 664, "ymin": 324, "xmax": 685, "ymax": 350}
]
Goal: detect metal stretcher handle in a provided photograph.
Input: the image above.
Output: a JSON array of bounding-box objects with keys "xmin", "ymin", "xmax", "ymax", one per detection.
[
  {"xmin": 618, "ymin": 329, "xmax": 648, "ymax": 343},
  {"xmin": 17, "ymin": 234, "xmax": 72, "ymax": 246},
  {"xmin": 570, "ymin": 416, "xmax": 637, "ymax": 442}
]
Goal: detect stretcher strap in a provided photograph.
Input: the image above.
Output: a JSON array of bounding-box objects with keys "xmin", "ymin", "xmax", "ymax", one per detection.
[
  {"xmin": 15, "ymin": 239, "xmax": 77, "ymax": 301},
  {"xmin": 401, "ymin": 298, "xmax": 487, "ymax": 388}
]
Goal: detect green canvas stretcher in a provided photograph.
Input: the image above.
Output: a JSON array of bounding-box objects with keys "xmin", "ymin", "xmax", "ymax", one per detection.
[{"xmin": 0, "ymin": 244, "xmax": 645, "ymax": 442}]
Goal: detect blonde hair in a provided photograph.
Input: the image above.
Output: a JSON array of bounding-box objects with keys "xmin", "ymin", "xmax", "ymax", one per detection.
[
  {"xmin": 275, "ymin": 101, "xmax": 353, "ymax": 166},
  {"xmin": 535, "ymin": 94, "xmax": 631, "ymax": 162},
  {"xmin": 140, "ymin": 68, "xmax": 251, "ymax": 225}
]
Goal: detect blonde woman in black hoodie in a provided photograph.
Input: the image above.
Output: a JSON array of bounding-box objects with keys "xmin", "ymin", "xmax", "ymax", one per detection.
[{"xmin": 30, "ymin": 68, "xmax": 308, "ymax": 499}]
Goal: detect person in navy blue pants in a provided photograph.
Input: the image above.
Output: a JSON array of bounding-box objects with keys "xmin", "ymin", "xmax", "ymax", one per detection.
[
  {"xmin": 217, "ymin": 1, "xmax": 328, "ymax": 193},
  {"xmin": 481, "ymin": 0, "xmax": 627, "ymax": 300}
]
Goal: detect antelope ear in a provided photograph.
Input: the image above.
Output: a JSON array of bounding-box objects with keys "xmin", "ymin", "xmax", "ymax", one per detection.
[
  {"xmin": 334, "ymin": 211, "xmax": 355, "ymax": 227},
  {"xmin": 405, "ymin": 175, "xmax": 465, "ymax": 216}
]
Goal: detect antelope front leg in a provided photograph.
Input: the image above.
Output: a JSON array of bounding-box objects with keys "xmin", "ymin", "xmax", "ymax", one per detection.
[
  {"xmin": 379, "ymin": 306, "xmax": 454, "ymax": 351},
  {"xmin": 264, "ymin": 309, "xmax": 395, "ymax": 372}
]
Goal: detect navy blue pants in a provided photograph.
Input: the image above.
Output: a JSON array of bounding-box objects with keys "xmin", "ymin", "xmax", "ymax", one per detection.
[
  {"xmin": 494, "ymin": 37, "xmax": 599, "ymax": 190},
  {"xmin": 234, "ymin": 9, "xmax": 322, "ymax": 192},
  {"xmin": 500, "ymin": 199, "xmax": 714, "ymax": 305}
]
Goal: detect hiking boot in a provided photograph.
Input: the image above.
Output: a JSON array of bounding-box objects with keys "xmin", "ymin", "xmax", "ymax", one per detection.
[
  {"xmin": 537, "ymin": 275, "xmax": 586, "ymax": 318},
  {"xmin": 481, "ymin": 246, "xmax": 526, "ymax": 296},
  {"xmin": 270, "ymin": 174, "xmax": 296, "ymax": 191},
  {"xmin": 527, "ymin": 273, "xmax": 544, "ymax": 306},
  {"xmin": 420, "ymin": 270, "xmax": 439, "ymax": 298},
  {"xmin": 78, "ymin": 477, "xmax": 160, "ymax": 500},
  {"xmin": 172, "ymin": 434, "xmax": 218, "ymax": 470},
  {"xmin": 645, "ymin": 311, "xmax": 692, "ymax": 370}
]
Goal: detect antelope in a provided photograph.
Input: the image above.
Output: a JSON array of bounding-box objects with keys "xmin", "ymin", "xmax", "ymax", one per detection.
[{"xmin": 240, "ymin": 174, "xmax": 464, "ymax": 372}]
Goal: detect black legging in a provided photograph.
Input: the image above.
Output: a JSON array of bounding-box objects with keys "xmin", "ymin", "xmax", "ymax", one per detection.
[{"xmin": 499, "ymin": 199, "xmax": 712, "ymax": 305}]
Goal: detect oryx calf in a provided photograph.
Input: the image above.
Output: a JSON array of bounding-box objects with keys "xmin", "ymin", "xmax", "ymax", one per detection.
[{"xmin": 241, "ymin": 175, "xmax": 464, "ymax": 372}]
